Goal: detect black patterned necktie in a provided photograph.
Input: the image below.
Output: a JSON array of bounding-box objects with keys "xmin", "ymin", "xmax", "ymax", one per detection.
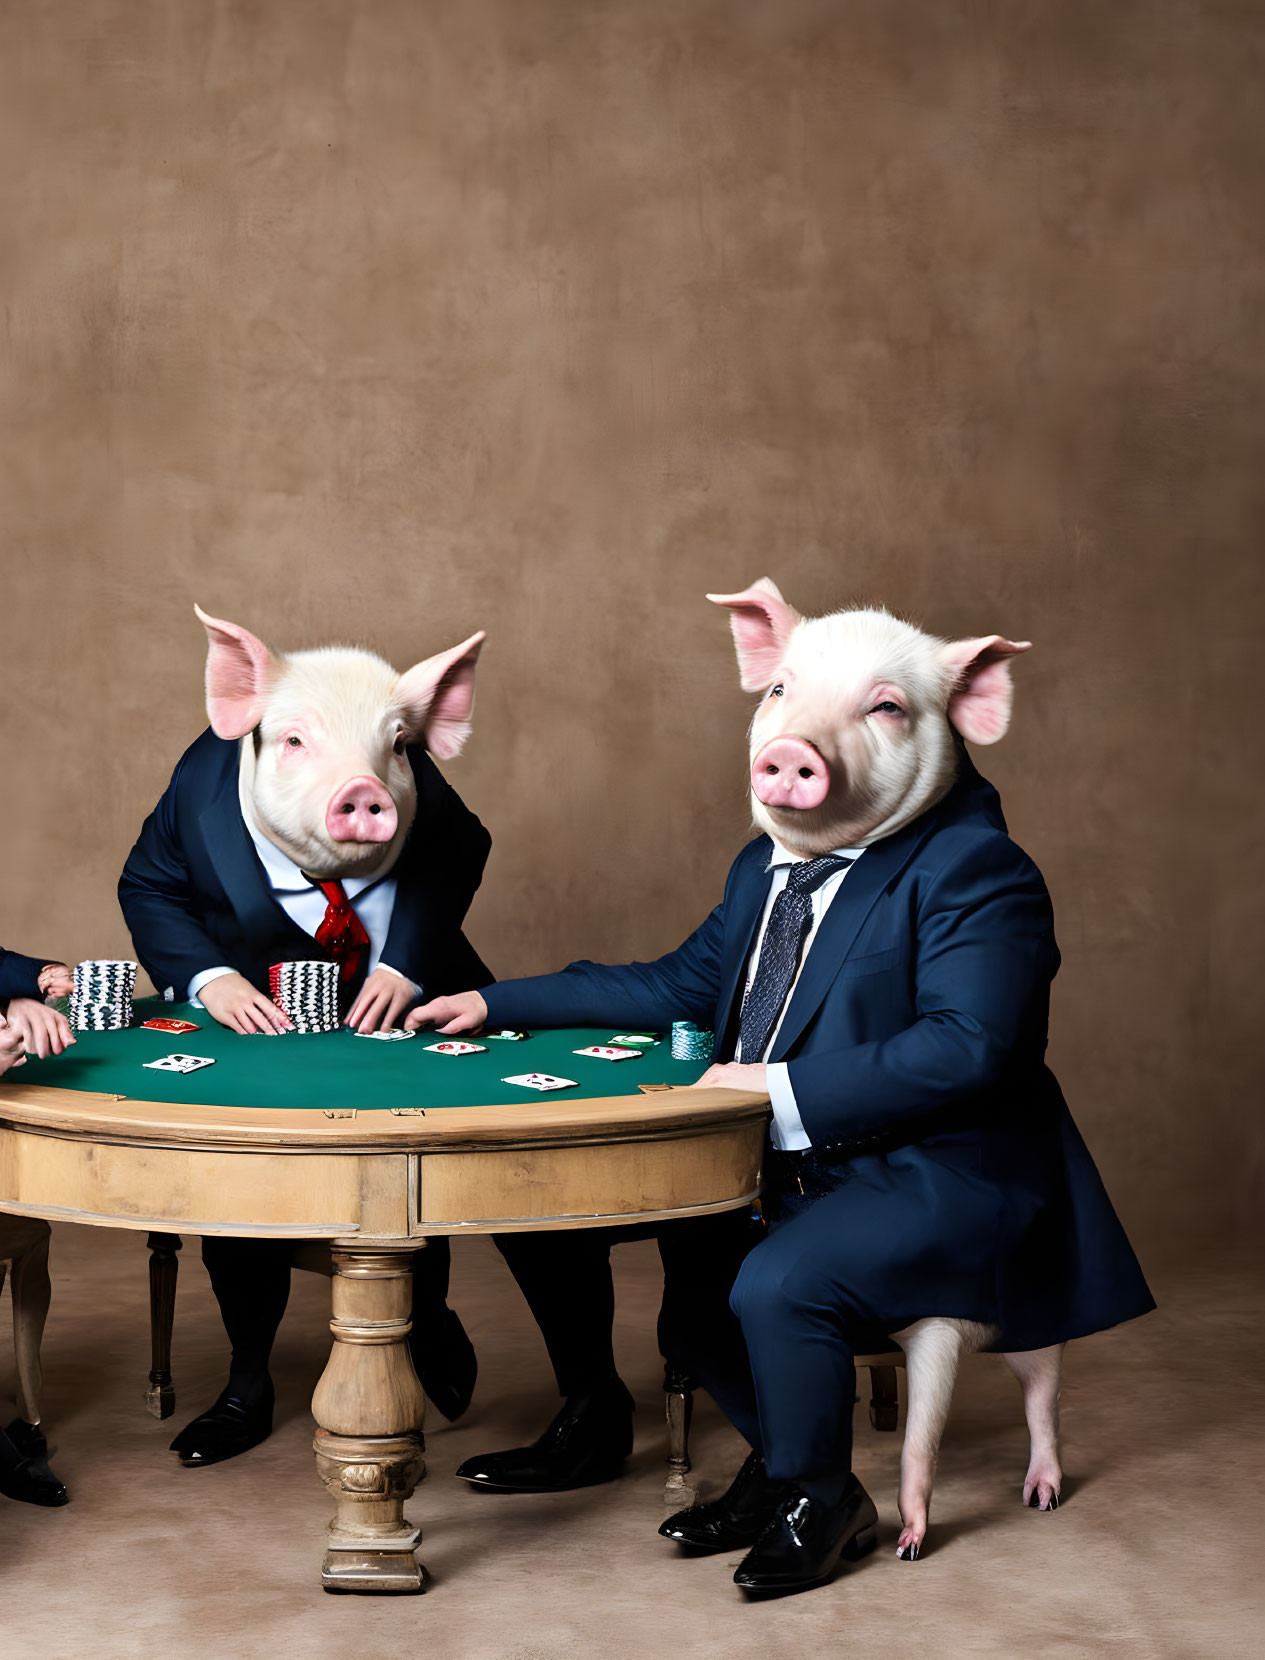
[{"xmin": 738, "ymin": 855, "xmax": 855, "ymax": 1062}]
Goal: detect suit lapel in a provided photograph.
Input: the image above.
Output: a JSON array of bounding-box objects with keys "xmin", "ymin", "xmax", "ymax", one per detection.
[
  {"xmin": 714, "ymin": 844, "xmax": 776, "ymax": 1045},
  {"xmin": 199, "ymin": 789, "xmax": 303, "ymax": 948},
  {"xmin": 767, "ymin": 817, "xmax": 931, "ymax": 1061},
  {"xmin": 382, "ymin": 843, "xmax": 419, "ymax": 974}
]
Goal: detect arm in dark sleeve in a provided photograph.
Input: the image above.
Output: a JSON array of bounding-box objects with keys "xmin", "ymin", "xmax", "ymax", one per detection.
[
  {"xmin": 481, "ymin": 902, "xmax": 726, "ymax": 1032},
  {"xmin": 789, "ymin": 835, "xmax": 1060, "ymax": 1147},
  {"xmin": 0, "ymin": 949, "xmax": 47, "ymax": 1002},
  {"xmin": 117, "ymin": 759, "xmax": 232, "ymax": 995}
]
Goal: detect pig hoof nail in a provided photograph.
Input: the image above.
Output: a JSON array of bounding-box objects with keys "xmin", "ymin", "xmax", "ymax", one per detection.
[{"xmin": 896, "ymin": 1543, "xmax": 920, "ymax": 1562}]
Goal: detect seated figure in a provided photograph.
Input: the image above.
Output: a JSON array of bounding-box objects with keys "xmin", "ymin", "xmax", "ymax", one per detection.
[
  {"xmin": 0, "ymin": 943, "xmax": 73, "ymax": 1507},
  {"xmin": 118, "ymin": 607, "xmax": 492, "ymax": 1466},
  {"xmin": 409, "ymin": 581, "xmax": 1154, "ymax": 1598}
]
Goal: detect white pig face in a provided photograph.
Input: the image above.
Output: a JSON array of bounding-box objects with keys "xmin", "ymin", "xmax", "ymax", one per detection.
[
  {"xmin": 194, "ymin": 606, "xmax": 485, "ymax": 881},
  {"xmin": 709, "ymin": 580, "xmax": 1030, "ymax": 857}
]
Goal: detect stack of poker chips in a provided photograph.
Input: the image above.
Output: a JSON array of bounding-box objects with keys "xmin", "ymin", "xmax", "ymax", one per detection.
[
  {"xmin": 670, "ymin": 1021, "xmax": 714, "ymax": 1063},
  {"xmin": 69, "ymin": 959, "xmax": 137, "ymax": 1031},
  {"xmin": 269, "ymin": 960, "xmax": 340, "ymax": 1034}
]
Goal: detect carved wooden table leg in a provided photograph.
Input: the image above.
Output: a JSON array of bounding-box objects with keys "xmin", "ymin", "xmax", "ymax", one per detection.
[
  {"xmin": 311, "ymin": 1242, "xmax": 427, "ymax": 1594},
  {"xmin": 145, "ymin": 1232, "xmax": 182, "ymax": 1419}
]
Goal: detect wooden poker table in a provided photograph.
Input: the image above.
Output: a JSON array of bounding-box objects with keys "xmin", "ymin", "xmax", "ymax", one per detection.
[{"xmin": 0, "ymin": 1000, "xmax": 769, "ymax": 1594}]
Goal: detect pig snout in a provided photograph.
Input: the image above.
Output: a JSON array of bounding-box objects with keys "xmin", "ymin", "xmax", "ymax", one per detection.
[
  {"xmin": 325, "ymin": 776, "xmax": 398, "ymax": 844},
  {"xmin": 751, "ymin": 737, "xmax": 831, "ymax": 811}
]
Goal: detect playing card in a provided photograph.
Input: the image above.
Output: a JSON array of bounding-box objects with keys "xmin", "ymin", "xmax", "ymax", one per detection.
[
  {"xmin": 573, "ymin": 1045, "xmax": 642, "ymax": 1061},
  {"xmin": 143, "ymin": 1054, "xmax": 216, "ymax": 1074},
  {"xmin": 502, "ymin": 1072, "xmax": 578, "ymax": 1092},
  {"xmin": 354, "ymin": 1028, "xmax": 417, "ymax": 1042},
  {"xmin": 141, "ymin": 1018, "xmax": 201, "ymax": 1034},
  {"xmin": 423, "ymin": 1040, "xmax": 488, "ymax": 1055}
]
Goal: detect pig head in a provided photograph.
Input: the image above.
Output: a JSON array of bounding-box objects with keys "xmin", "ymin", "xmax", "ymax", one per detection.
[
  {"xmin": 709, "ymin": 579, "xmax": 1030, "ymax": 856},
  {"xmin": 194, "ymin": 605, "xmax": 485, "ymax": 881}
]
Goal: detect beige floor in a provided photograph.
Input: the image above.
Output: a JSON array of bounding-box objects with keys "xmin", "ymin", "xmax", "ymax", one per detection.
[{"xmin": 2, "ymin": 1223, "xmax": 1261, "ymax": 1660}]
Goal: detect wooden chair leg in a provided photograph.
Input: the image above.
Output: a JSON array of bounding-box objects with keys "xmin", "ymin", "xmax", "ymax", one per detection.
[
  {"xmin": 146, "ymin": 1232, "xmax": 182, "ymax": 1420},
  {"xmin": 664, "ymin": 1364, "xmax": 698, "ymax": 1508},
  {"xmin": 8, "ymin": 1227, "xmax": 52, "ymax": 1426},
  {"xmin": 869, "ymin": 1363, "xmax": 900, "ymax": 1431}
]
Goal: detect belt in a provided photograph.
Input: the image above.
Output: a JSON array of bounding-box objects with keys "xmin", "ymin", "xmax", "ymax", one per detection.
[{"xmin": 764, "ymin": 1144, "xmax": 842, "ymax": 1198}]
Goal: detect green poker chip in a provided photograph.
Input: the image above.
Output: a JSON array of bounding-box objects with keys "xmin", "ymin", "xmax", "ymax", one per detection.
[{"xmin": 670, "ymin": 1021, "xmax": 714, "ymax": 1062}]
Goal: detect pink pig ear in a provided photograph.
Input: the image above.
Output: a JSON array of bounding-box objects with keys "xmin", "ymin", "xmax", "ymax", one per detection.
[
  {"xmin": 395, "ymin": 631, "xmax": 486, "ymax": 759},
  {"xmin": 194, "ymin": 604, "xmax": 277, "ymax": 739},
  {"xmin": 941, "ymin": 636, "xmax": 1032, "ymax": 744},
  {"xmin": 706, "ymin": 578, "xmax": 803, "ymax": 692}
]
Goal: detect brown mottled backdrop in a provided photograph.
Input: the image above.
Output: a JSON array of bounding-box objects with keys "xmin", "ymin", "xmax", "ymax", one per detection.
[{"xmin": 1, "ymin": 1, "xmax": 1261, "ymax": 1257}]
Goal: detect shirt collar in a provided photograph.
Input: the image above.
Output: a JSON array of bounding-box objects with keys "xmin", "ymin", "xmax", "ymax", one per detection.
[
  {"xmin": 241, "ymin": 809, "xmax": 381, "ymax": 899},
  {"xmin": 765, "ymin": 841, "xmax": 866, "ymax": 872}
]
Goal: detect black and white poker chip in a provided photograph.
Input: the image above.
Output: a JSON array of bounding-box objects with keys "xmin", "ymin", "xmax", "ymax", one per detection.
[
  {"xmin": 269, "ymin": 960, "xmax": 340, "ymax": 1034},
  {"xmin": 69, "ymin": 959, "xmax": 137, "ymax": 1031}
]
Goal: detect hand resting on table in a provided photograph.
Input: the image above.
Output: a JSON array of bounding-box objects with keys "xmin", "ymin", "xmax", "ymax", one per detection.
[{"xmin": 405, "ymin": 991, "xmax": 488, "ymax": 1035}]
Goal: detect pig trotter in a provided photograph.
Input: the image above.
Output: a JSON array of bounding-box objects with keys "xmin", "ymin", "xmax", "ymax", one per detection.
[
  {"xmin": 1023, "ymin": 1455, "xmax": 1062, "ymax": 1511},
  {"xmin": 895, "ymin": 1443, "xmax": 933, "ymax": 1564},
  {"xmin": 1005, "ymin": 1345, "xmax": 1064, "ymax": 1513}
]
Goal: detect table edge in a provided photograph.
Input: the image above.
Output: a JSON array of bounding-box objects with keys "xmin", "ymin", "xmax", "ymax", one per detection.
[{"xmin": 0, "ymin": 1079, "xmax": 771, "ymax": 1152}]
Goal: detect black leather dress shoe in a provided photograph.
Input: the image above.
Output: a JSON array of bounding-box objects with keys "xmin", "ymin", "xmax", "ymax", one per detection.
[
  {"xmin": 0, "ymin": 1420, "xmax": 68, "ymax": 1507},
  {"xmin": 733, "ymin": 1475, "xmax": 879, "ymax": 1597},
  {"xmin": 659, "ymin": 1451, "xmax": 793, "ymax": 1553},
  {"xmin": 455, "ymin": 1381, "xmax": 635, "ymax": 1493},
  {"xmin": 169, "ymin": 1380, "xmax": 275, "ymax": 1468},
  {"xmin": 410, "ymin": 1303, "xmax": 478, "ymax": 1423}
]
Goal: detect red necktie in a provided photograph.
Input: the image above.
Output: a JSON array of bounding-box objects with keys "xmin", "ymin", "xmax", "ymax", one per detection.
[{"xmin": 315, "ymin": 880, "xmax": 371, "ymax": 989}]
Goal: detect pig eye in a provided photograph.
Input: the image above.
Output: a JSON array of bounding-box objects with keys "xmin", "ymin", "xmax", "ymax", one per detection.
[
  {"xmin": 769, "ymin": 684, "xmax": 785, "ymax": 698},
  {"xmin": 392, "ymin": 734, "xmax": 407, "ymax": 757},
  {"xmin": 285, "ymin": 735, "xmax": 303, "ymax": 748},
  {"xmin": 869, "ymin": 701, "xmax": 904, "ymax": 717}
]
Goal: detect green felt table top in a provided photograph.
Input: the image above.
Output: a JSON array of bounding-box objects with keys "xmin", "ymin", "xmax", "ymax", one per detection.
[{"xmin": 18, "ymin": 1000, "xmax": 710, "ymax": 1114}]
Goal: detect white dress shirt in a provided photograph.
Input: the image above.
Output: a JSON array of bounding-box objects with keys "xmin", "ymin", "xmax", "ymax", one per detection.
[
  {"xmin": 187, "ymin": 810, "xmax": 415, "ymax": 1004},
  {"xmin": 735, "ymin": 844, "xmax": 865, "ymax": 1151}
]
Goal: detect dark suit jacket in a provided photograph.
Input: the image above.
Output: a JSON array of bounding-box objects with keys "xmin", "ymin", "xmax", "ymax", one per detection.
[
  {"xmin": 119, "ymin": 728, "xmax": 492, "ymax": 1000},
  {"xmin": 482, "ymin": 760, "xmax": 1154, "ymax": 1349},
  {"xmin": 0, "ymin": 948, "xmax": 46, "ymax": 1004}
]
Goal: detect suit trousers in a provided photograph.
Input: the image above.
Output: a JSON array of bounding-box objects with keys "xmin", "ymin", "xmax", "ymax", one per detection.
[
  {"xmin": 201, "ymin": 1235, "xmax": 453, "ymax": 1382},
  {"xmin": 493, "ymin": 1208, "xmax": 761, "ymax": 1427},
  {"xmin": 729, "ymin": 1150, "xmax": 1006, "ymax": 1504}
]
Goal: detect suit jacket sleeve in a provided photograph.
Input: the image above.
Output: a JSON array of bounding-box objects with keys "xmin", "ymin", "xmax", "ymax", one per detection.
[
  {"xmin": 118, "ymin": 754, "xmax": 233, "ymax": 995},
  {"xmin": 789, "ymin": 832, "xmax": 1060, "ymax": 1147},
  {"xmin": 0, "ymin": 948, "xmax": 47, "ymax": 1002},
  {"xmin": 480, "ymin": 903, "xmax": 727, "ymax": 1032}
]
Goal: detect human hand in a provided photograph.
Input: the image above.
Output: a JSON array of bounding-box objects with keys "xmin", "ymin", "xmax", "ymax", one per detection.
[
  {"xmin": 0, "ymin": 1015, "xmax": 27, "ymax": 1076},
  {"xmin": 692, "ymin": 1061, "xmax": 768, "ymax": 1094},
  {"xmin": 199, "ymin": 972, "xmax": 292, "ymax": 1035},
  {"xmin": 346, "ymin": 968, "xmax": 419, "ymax": 1033},
  {"xmin": 404, "ymin": 991, "xmax": 488, "ymax": 1034},
  {"xmin": 37, "ymin": 962, "xmax": 74, "ymax": 1000},
  {"xmin": 4, "ymin": 997, "xmax": 75, "ymax": 1059}
]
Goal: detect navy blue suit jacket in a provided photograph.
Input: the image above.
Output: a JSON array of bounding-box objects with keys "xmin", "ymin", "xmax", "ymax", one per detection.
[
  {"xmin": 119, "ymin": 729, "xmax": 492, "ymax": 1001},
  {"xmin": 482, "ymin": 760, "xmax": 1154, "ymax": 1348},
  {"xmin": 0, "ymin": 947, "xmax": 46, "ymax": 1004}
]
